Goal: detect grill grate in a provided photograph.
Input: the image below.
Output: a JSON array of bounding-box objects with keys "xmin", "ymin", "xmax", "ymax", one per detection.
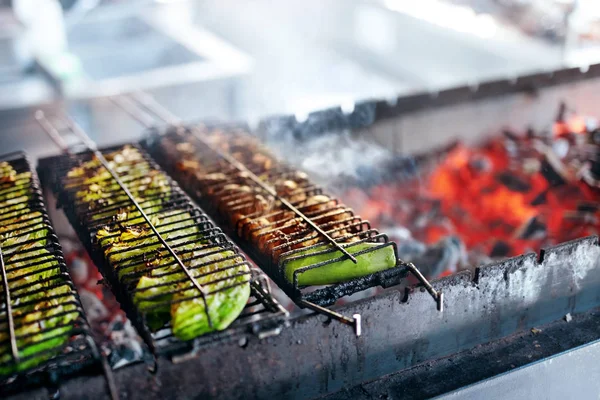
[
  {"xmin": 145, "ymin": 126, "xmax": 409, "ymax": 308},
  {"xmin": 36, "ymin": 116, "xmax": 287, "ymax": 359},
  {"xmin": 0, "ymin": 151, "xmax": 112, "ymax": 395},
  {"xmin": 111, "ymin": 91, "xmax": 442, "ymax": 330}
]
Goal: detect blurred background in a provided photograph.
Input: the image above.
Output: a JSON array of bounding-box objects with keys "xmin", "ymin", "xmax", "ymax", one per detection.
[{"xmin": 1, "ymin": 0, "xmax": 599, "ymax": 116}]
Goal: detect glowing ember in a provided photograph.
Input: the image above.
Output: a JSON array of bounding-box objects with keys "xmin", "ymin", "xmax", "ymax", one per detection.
[
  {"xmin": 344, "ymin": 112, "xmax": 600, "ymax": 278},
  {"xmin": 61, "ymin": 237, "xmax": 148, "ymax": 368}
]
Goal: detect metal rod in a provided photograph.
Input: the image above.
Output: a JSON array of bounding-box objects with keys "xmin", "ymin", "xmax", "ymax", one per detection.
[
  {"xmin": 35, "ymin": 112, "xmax": 214, "ymax": 328},
  {"xmin": 86, "ymin": 336, "xmax": 120, "ymax": 400},
  {"xmin": 34, "ymin": 110, "xmax": 71, "ymax": 153},
  {"xmin": 108, "ymin": 96, "xmax": 155, "ymax": 129},
  {"xmin": 130, "ymin": 91, "xmax": 181, "ymax": 126},
  {"xmin": 116, "ymin": 92, "xmax": 358, "ymax": 263},
  {"xmin": 100, "ymin": 351, "xmax": 120, "ymax": 400},
  {"xmin": 300, "ymin": 300, "xmax": 361, "ymax": 337},
  {"xmin": 187, "ymin": 129, "xmax": 358, "ymax": 263},
  {"xmin": 0, "ymin": 246, "xmax": 20, "ymax": 362},
  {"xmin": 406, "ymin": 262, "xmax": 444, "ymax": 312}
]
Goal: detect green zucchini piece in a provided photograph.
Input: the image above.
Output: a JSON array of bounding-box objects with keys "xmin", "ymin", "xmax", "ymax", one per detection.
[
  {"xmin": 282, "ymin": 242, "xmax": 397, "ymax": 286},
  {"xmin": 76, "ymin": 150, "xmax": 252, "ymax": 340},
  {"xmin": 133, "ymin": 249, "xmax": 250, "ymax": 339}
]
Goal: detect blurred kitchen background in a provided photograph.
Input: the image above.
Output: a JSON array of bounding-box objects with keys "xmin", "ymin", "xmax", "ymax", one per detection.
[{"xmin": 1, "ymin": 0, "xmax": 600, "ymax": 141}]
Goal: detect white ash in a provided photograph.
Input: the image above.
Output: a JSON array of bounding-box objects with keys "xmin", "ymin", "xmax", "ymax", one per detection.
[
  {"xmin": 565, "ymin": 313, "xmax": 572, "ymax": 323},
  {"xmin": 267, "ymin": 130, "xmax": 394, "ymax": 188}
]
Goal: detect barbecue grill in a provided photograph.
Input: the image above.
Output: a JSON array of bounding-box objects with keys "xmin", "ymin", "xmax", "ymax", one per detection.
[
  {"xmin": 147, "ymin": 128, "xmax": 407, "ymax": 303},
  {"xmin": 34, "ymin": 113, "xmax": 288, "ymax": 362},
  {"xmin": 0, "ymin": 151, "xmax": 115, "ymax": 397},
  {"xmin": 4, "ymin": 64, "xmax": 600, "ymax": 400},
  {"xmin": 107, "ymin": 93, "xmax": 442, "ymax": 333}
]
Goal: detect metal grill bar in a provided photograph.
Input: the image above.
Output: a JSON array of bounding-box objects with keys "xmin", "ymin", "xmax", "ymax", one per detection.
[
  {"xmin": 35, "ymin": 113, "xmax": 214, "ymax": 329},
  {"xmin": 0, "ymin": 246, "xmax": 19, "ymax": 362}
]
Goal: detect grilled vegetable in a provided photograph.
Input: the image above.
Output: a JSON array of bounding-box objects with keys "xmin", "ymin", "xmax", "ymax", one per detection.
[
  {"xmin": 65, "ymin": 146, "xmax": 171, "ymax": 222},
  {"xmin": 0, "ymin": 245, "xmax": 79, "ymax": 375},
  {"xmin": 133, "ymin": 247, "xmax": 250, "ymax": 340},
  {"xmin": 282, "ymin": 242, "xmax": 396, "ymax": 286},
  {"xmin": 159, "ymin": 134, "xmax": 399, "ymax": 287},
  {"xmin": 67, "ymin": 146, "xmax": 251, "ymax": 340},
  {"xmin": 0, "ymin": 161, "xmax": 79, "ymax": 376}
]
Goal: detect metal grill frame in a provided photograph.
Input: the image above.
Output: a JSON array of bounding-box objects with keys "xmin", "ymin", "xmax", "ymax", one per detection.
[
  {"xmin": 143, "ymin": 126, "xmax": 409, "ymax": 307},
  {"xmin": 37, "ymin": 143, "xmax": 287, "ymax": 359},
  {"xmin": 0, "ymin": 151, "xmax": 103, "ymax": 394}
]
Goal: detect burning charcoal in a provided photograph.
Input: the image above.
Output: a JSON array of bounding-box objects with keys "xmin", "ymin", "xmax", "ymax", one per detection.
[
  {"xmin": 108, "ymin": 317, "xmax": 146, "ymax": 369},
  {"xmin": 111, "ymin": 320, "xmax": 125, "ymax": 331},
  {"xmin": 552, "ymin": 138, "xmax": 570, "ymax": 159},
  {"xmin": 496, "ymin": 172, "xmax": 531, "ymax": 193},
  {"xmin": 384, "ymin": 226, "xmax": 413, "ymax": 241},
  {"xmin": 515, "ymin": 216, "xmax": 547, "ymax": 240},
  {"xmin": 333, "ymin": 103, "xmax": 600, "ymax": 282},
  {"xmin": 556, "ymin": 102, "xmax": 567, "ymax": 123},
  {"xmin": 79, "ymin": 289, "xmax": 110, "ymax": 322},
  {"xmin": 523, "ymin": 158, "xmax": 541, "ymax": 175},
  {"xmin": 503, "ymin": 139, "xmax": 518, "ymax": 157},
  {"xmin": 70, "ymin": 256, "xmax": 89, "ymax": 285},
  {"xmin": 577, "ymin": 203, "xmax": 599, "ymax": 213},
  {"xmin": 490, "ymin": 241, "xmax": 511, "ymax": 258},
  {"xmin": 411, "ymin": 236, "xmax": 466, "ymax": 279},
  {"xmin": 588, "ymin": 130, "xmax": 600, "ymax": 179},
  {"xmin": 396, "ymin": 238, "xmax": 427, "ymax": 261},
  {"xmin": 589, "ymin": 128, "xmax": 600, "ymax": 145},
  {"xmin": 564, "ymin": 211, "xmax": 598, "ymax": 225},
  {"xmin": 469, "ymin": 155, "xmax": 491, "ymax": 172},
  {"xmin": 530, "ymin": 191, "xmax": 547, "ymax": 206},
  {"xmin": 502, "ymin": 129, "xmax": 520, "ymax": 141},
  {"xmin": 540, "ymin": 159, "xmax": 566, "ymax": 186}
]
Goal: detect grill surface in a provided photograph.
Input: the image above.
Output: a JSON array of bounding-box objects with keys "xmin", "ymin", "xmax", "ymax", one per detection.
[
  {"xmin": 144, "ymin": 126, "xmax": 408, "ymax": 307},
  {"xmin": 0, "ymin": 151, "xmax": 99, "ymax": 394},
  {"xmin": 37, "ymin": 144, "xmax": 286, "ymax": 359}
]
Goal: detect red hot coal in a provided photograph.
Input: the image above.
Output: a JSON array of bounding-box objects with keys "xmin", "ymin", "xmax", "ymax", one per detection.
[{"xmin": 343, "ymin": 112, "xmax": 600, "ymax": 279}]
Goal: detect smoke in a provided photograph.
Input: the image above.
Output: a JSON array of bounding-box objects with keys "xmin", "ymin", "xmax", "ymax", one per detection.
[{"xmin": 265, "ymin": 128, "xmax": 419, "ymax": 194}]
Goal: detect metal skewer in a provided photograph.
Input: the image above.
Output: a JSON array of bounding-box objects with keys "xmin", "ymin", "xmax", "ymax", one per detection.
[
  {"xmin": 35, "ymin": 111, "xmax": 214, "ymax": 329},
  {"xmin": 35, "ymin": 111, "xmax": 72, "ymax": 154},
  {"xmin": 0, "ymin": 246, "xmax": 20, "ymax": 362}
]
